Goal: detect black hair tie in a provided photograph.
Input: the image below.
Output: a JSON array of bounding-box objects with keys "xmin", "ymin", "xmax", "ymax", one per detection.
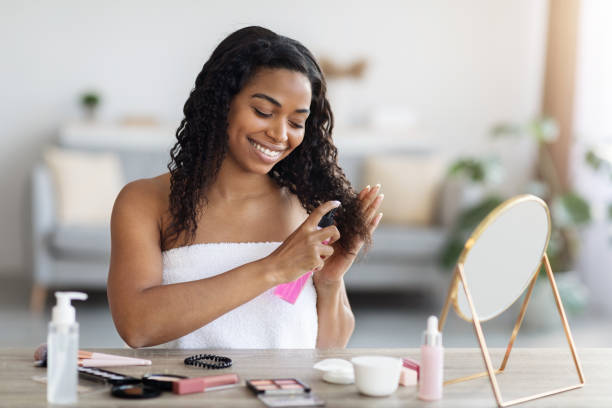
[{"xmin": 184, "ymin": 354, "xmax": 232, "ymax": 369}]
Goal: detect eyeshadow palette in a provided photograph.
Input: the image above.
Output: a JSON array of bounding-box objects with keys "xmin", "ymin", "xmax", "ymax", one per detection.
[
  {"xmin": 77, "ymin": 366, "xmax": 140, "ymax": 386},
  {"xmin": 247, "ymin": 378, "xmax": 324, "ymax": 407},
  {"xmin": 247, "ymin": 378, "xmax": 311, "ymax": 395}
]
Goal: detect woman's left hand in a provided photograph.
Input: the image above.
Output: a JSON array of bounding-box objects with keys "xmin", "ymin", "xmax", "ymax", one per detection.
[{"xmin": 313, "ymin": 184, "xmax": 384, "ymax": 288}]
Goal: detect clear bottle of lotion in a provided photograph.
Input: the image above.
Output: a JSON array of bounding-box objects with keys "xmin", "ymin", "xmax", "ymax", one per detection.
[
  {"xmin": 418, "ymin": 315, "xmax": 443, "ymax": 401},
  {"xmin": 47, "ymin": 291, "xmax": 88, "ymax": 404}
]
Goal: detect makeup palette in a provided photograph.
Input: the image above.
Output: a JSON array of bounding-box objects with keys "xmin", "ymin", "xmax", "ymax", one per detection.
[
  {"xmin": 77, "ymin": 366, "xmax": 140, "ymax": 386},
  {"xmin": 247, "ymin": 378, "xmax": 325, "ymax": 407},
  {"xmin": 247, "ymin": 378, "xmax": 311, "ymax": 395}
]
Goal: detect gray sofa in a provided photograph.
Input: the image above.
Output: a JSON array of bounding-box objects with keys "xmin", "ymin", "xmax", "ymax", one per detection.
[{"xmin": 30, "ymin": 132, "xmax": 451, "ymax": 312}]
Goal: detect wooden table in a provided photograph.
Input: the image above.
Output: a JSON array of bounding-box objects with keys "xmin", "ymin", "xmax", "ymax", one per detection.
[{"xmin": 0, "ymin": 348, "xmax": 609, "ymax": 407}]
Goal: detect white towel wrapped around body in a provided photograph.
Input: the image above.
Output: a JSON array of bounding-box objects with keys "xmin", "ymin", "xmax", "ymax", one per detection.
[{"xmin": 160, "ymin": 242, "xmax": 318, "ymax": 349}]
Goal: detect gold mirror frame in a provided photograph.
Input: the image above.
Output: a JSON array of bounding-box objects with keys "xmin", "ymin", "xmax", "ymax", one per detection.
[
  {"xmin": 453, "ymin": 195, "xmax": 552, "ymax": 322},
  {"xmin": 438, "ymin": 195, "xmax": 585, "ymax": 407}
]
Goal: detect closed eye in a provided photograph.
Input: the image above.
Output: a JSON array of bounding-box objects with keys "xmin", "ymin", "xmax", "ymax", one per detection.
[
  {"xmin": 253, "ymin": 107, "xmax": 272, "ymax": 118},
  {"xmin": 289, "ymin": 121, "xmax": 304, "ymax": 129}
]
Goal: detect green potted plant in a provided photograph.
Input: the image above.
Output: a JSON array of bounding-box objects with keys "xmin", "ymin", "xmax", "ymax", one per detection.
[
  {"xmin": 80, "ymin": 91, "xmax": 101, "ymax": 120},
  {"xmin": 439, "ymin": 156, "xmax": 503, "ymax": 228}
]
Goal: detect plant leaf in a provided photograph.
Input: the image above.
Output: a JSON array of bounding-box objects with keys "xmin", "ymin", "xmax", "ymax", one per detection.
[
  {"xmin": 439, "ymin": 196, "xmax": 504, "ymax": 270},
  {"xmin": 439, "ymin": 238, "xmax": 466, "ymax": 269},
  {"xmin": 585, "ymin": 149, "xmax": 602, "ymax": 170},
  {"xmin": 448, "ymin": 158, "xmax": 486, "ymax": 182},
  {"xmin": 491, "ymin": 122, "xmax": 522, "ymax": 138},
  {"xmin": 528, "ymin": 117, "xmax": 559, "ymax": 143},
  {"xmin": 456, "ymin": 196, "xmax": 505, "ymax": 231},
  {"xmin": 553, "ymin": 193, "xmax": 591, "ymax": 227}
]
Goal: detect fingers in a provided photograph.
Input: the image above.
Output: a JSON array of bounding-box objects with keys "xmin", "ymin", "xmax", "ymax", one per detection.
[
  {"xmin": 313, "ymin": 239, "xmax": 334, "ymax": 271},
  {"xmin": 319, "ymin": 243, "xmax": 334, "ymax": 258},
  {"xmin": 361, "ymin": 184, "xmax": 381, "ymax": 211},
  {"xmin": 364, "ymin": 194, "xmax": 384, "ymax": 222},
  {"xmin": 306, "ymin": 200, "xmax": 341, "ymax": 228},
  {"xmin": 358, "ymin": 185, "xmax": 371, "ymax": 200},
  {"xmin": 313, "ymin": 225, "xmax": 341, "ymax": 245},
  {"xmin": 360, "ymin": 184, "xmax": 384, "ymax": 224},
  {"xmin": 369, "ymin": 212, "xmax": 383, "ymax": 234}
]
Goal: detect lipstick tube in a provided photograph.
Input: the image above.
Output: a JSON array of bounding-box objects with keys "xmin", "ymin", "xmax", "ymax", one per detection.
[{"xmin": 172, "ymin": 374, "xmax": 240, "ymax": 395}]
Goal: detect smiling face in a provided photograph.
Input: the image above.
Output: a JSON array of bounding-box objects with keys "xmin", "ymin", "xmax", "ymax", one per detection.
[{"xmin": 225, "ymin": 68, "xmax": 312, "ymax": 175}]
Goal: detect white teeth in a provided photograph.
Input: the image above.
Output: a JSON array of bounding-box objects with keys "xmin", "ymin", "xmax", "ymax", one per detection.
[{"xmin": 250, "ymin": 140, "xmax": 282, "ymax": 158}]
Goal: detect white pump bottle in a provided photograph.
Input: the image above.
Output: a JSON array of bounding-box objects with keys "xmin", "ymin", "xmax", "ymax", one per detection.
[{"xmin": 47, "ymin": 291, "xmax": 88, "ymax": 404}]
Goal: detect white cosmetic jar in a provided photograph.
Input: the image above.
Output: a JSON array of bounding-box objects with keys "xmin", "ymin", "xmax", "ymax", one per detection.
[{"xmin": 351, "ymin": 355, "xmax": 402, "ymax": 397}]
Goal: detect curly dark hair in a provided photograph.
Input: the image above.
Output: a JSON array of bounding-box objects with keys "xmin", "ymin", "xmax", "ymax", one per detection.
[{"xmin": 164, "ymin": 26, "xmax": 371, "ymax": 253}]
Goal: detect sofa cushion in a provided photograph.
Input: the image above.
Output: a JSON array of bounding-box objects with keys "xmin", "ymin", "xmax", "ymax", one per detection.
[
  {"xmin": 50, "ymin": 225, "xmax": 111, "ymax": 261},
  {"xmin": 363, "ymin": 154, "xmax": 446, "ymax": 226},
  {"xmin": 44, "ymin": 147, "xmax": 123, "ymax": 227}
]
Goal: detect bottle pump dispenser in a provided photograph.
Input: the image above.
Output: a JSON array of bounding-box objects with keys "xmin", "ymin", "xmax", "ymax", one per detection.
[{"xmin": 47, "ymin": 291, "xmax": 88, "ymax": 404}]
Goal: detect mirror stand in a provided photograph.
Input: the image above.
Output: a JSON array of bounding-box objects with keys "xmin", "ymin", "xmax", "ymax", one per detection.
[{"xmin": 438, "ymin": 253, "xmax": 585, "ymax": 407}]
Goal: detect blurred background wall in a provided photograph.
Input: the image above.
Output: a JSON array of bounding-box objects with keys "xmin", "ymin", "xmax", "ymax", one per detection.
[{"xmin": 0, "ymin": 0, "xmax": 548, "ymax": 276}]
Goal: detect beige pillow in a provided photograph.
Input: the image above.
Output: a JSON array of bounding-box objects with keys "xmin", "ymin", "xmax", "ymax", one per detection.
[
  {"xmin": 44, "ymin": 147, "xmax": 124, "ymax": 226},
  {"xmin": 363, "ymin": 154, "xmax": 445, "ymax": 225}
]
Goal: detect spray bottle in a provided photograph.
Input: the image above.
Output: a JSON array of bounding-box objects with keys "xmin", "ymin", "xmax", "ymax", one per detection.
[
  {"xmin": 418, "ymin": 315, "xmax": 443, "ymax": 401},
  {"xmin": 47, "ymin": 291, "xmax": 88, "ymax": 404}
]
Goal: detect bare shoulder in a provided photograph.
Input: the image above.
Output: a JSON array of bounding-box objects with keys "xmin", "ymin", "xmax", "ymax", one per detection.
[
  {"xmin": 281, "ymin": 188, "xmax": 308, "ymax": 225},
  {"xmin": 111, "ymin": 173, "xmax": 170, "ymax": 240},
  {"xmin": 113, "ymin": 174, "xmax": 169, "ymax": 216}
]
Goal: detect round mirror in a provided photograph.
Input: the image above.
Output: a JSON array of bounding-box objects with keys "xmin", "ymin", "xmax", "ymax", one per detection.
[{"xmin": 453, "ymin": 195, "xmax": 551, "ymax": 322}]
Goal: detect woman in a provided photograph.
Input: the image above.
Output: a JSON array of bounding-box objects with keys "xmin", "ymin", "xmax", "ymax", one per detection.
[{"xmin": 107, "ymin": 26, "xmax": 384, "ymax": 349}]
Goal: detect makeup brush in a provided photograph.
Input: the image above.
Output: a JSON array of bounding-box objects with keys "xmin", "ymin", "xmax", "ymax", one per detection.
[
  {"xmin": 34, "ymin": 343, "xmax": 47, "ymax": 367},
  {"xmin": 34, "ymin": 343, "xmax": 152, "ymax": 367},
  {"xmin": 78, "ymin": 351, "xmax": 151, "ymax": 366}
]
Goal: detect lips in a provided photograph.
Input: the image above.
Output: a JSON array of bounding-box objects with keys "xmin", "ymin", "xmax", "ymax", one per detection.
[{"xmin": 248, "ymin": 138, "xmax": 286, "ymax": 160}]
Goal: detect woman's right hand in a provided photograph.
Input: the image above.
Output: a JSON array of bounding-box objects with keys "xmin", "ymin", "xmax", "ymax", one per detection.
[{"xmin": 265, "ymin": 200, "xmax": 342, "ymax": 284}]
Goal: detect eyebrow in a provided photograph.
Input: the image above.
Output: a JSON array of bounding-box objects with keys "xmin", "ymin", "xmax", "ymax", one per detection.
[{"xmin": 251, "ymin": 93, "xmax": 310, "ymax": 114}]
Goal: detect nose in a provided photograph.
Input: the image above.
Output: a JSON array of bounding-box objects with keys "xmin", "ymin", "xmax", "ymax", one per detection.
[{"xmin": 265, "ymin": 119, "xmax": 288, "ymax": 144}]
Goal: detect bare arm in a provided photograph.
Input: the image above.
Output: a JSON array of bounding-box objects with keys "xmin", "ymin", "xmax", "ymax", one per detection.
[
  {"xmin": 312, "ymin": 184, "xmax": 384, "ymax": 348},
  {"xmin": 107, "ymin": 182, "xmax": 341, "ymax": 348},
  {"xmin": 107, "ymin": 181, "xmax": 279, "ymax": 348},
  {"xmin": 314, "ymin": 279, "xmax": 355, "ymax": 348}
]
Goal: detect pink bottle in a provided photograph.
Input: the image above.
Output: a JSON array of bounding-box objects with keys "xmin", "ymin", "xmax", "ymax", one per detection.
[
  {"xmin": 418, "ymin": 315, "xmax": 443, "ymax": 401},
  {"xmin": 273, "ymin": 235, "xmax": 330, "ymax": 304},
  {"xmin": 274, "ymin": 208, "xmax": 337, "ymax": 304},
  {"xmin": 273, "ymin": 271, "xmax": 313, "ymax": 304}
]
